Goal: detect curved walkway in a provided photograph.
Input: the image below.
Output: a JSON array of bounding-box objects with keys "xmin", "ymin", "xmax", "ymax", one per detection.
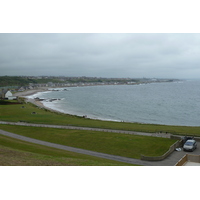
[{"xmin": 0, "ymin": 121, "xmax": 171, "ymax": 138}]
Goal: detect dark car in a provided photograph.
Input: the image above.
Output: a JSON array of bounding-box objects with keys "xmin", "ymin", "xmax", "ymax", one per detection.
[{"xmin": 183, "ymin": 139, "xmax": 197, "ymax": 152}]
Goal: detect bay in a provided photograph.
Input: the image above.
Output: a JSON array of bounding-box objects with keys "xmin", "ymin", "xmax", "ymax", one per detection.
[{"xmin": 30, "ymin": 80, "xmax": 200, "ymax": 126}]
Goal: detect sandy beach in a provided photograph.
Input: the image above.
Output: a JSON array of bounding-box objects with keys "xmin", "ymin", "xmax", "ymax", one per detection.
[
  {"xmin": 13, "ymin": 88, "xmax": 48, "ymax": 97},
  {"xmin": 14, "ymin": 88, "xmax": 69, "ymax": 115}
]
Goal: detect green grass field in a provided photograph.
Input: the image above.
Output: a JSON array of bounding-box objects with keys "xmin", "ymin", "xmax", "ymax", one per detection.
[
  {"xmin": 0, "ymin": 134, "xmax": 135, "ymax": 166},
  {"xmin": 0, "ymin": 124, "xmax": 176, "ymax": 159}
]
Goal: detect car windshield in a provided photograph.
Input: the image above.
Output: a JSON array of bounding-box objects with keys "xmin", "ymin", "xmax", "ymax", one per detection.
[{"xmin": 185, "ymin": 141, "xmax": 193, "ymax": 146}]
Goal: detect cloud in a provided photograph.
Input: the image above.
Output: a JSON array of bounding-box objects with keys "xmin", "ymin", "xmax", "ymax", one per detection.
[{"xmin": 1, "ymin": 33, "xmax": 200, "ymax": 78}]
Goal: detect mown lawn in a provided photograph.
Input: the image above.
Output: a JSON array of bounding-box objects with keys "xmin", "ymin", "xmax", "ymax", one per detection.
[
  {"xmin": 1, "ymin": 101, "xmax": 200, "ymax": 136},
  {"xmin": 0, "ymin": 124, "xmax": 176, "ymax": 159},
  {"xmin": 0, "ymin": 134, "xmax": 134, "ymax": 166}
]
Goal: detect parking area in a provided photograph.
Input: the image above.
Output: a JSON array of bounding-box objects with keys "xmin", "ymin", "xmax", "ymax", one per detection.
[
  {"xmin": 160, "ymin": 141, "xmax": 200, "ymax": 166},
  {"xmin": 184, "ymin": 141, "xmax": 200, "ymax": 155}
]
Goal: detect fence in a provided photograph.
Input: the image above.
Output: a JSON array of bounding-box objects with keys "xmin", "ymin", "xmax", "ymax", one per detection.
[{"xmin": 171, "ymin": 134, "xmax": 200, "ymax": 142}]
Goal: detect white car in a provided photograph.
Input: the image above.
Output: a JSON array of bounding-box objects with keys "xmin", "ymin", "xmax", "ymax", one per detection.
[{"xmin": 183, "ymin": 139, "xmax": 197, "ymax": 152}]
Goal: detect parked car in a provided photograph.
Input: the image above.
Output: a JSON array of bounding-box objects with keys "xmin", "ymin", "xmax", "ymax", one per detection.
[
  {"xmin": 181, "ymin": 136, "xmax": 194, "ymax": 147},
  {"xmin": 183, "ymin": 139, "xmax": 197, "ymax": 152}
]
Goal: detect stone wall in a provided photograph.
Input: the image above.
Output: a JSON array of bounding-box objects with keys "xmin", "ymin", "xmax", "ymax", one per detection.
[
  {"xmin": 175, "ymin": 155, "xmax": 187, "ymax": 166},
  {"xmin": 141, "ymin": 140, "xmax": 182, "ymax": 161},
  {"xmin": 175, "ymin": 154, "xmax": 200, "ymax": 166}
]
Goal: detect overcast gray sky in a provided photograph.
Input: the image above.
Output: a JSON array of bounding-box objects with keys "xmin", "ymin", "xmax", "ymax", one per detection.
[{"xmin": 1, "ymin": 33, "xmax": 200, "ymax": 79}]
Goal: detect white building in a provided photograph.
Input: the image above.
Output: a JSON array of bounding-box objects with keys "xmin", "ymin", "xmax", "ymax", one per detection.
[{"xmin": 4, "ymin": 90, "xmax": 16, "ymax": 100}]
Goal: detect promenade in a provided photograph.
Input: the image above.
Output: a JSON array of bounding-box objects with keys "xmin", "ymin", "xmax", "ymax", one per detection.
[{"xmin": 0, "ymin": 121, "xmax": 171, "ymax": 138}]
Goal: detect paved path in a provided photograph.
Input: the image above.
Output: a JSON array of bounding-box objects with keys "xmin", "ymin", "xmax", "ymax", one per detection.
[
  {"xmin": 0, "ymin": 129, "xmax": 155, "ymax": 166},
  {"xmin": 0, "ymin": 121, "xmax": 171, "ymax": 138}
]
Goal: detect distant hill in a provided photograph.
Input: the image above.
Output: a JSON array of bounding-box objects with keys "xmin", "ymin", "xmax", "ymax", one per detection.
[
  {"xmin": 0, "ymin": 76, "xmax": 63, "ymax": 87},
  {"xmin": 0, "ymin": 76, "xmax": 177, "ymax": 87},
  {"xmin": 0, "ymin": 76, "xmax": 139, "ymax": 87}
]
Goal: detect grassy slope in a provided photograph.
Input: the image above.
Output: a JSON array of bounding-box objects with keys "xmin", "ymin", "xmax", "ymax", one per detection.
[
  {"xmin": 0, "ymin": 134, "xmax": 134, "ymax": 166},
  {"xmin": 1, "ymin": 101, "xmax": 200, "ymax": 136},
  {"xmin": 0, "ymin": 124, "xmax": 176, "ymax": 159}
]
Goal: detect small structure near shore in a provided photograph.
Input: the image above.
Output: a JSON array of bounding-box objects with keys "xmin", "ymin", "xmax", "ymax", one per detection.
[
  {"xmin": 0, "ymin": 89, "xmax": 16, "ymax": 100},
  {"xmin": 34, "ymin": 97, "xmax": 45, "ymax": 101}
]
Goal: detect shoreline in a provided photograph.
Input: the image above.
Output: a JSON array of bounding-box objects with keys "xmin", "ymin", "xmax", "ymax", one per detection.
[
  {"xmin": 13, "ymin": 85, "xmax": 200, "ymax": 127},
  {"xmin": 14, "ymin": 88, "xmax": 123, "ymax": 122},
  {"xmin": 13, "ymin": 88, "xmax": 49, "ymax": 97},
  {"xmin": 14, "ymin": 88, "xmax": 64, "ymax": 114}
]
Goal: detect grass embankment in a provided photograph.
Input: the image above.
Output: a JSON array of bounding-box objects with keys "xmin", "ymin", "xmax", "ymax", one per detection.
[
  {"xmin": 0, "ymin": 100, "xmax": 200, "ymax": 136},
  {"xmin": 0, "ymin": 124, "xmax": 176, "ymax": 159},
  {"xmin": 0, "ymin": 134, "xmax": 134, "ymax": 166}
]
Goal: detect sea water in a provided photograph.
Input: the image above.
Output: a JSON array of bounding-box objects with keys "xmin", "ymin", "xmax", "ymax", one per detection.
[{"xmin": 28, "ymin": 80, "xmax": 200, "ymax": 126}]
